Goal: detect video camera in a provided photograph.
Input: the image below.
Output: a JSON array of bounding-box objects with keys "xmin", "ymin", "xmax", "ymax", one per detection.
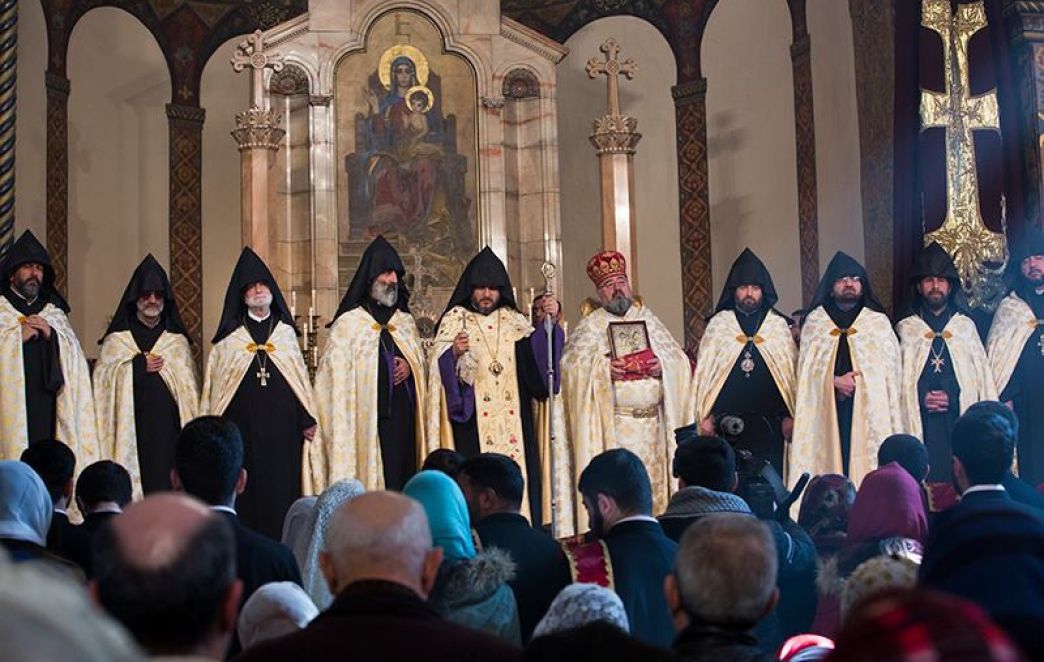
[{"xmin": 715, "ymin": 415, "xmax": 809, "ymax": 522}]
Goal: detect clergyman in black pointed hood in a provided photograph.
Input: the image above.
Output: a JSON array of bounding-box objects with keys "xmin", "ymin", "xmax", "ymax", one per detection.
[
  {"xmin": 789, "ymin": 251, "xmax": 902, "ymax": 486},
  {"xmin": 199, "ymin": 246, "xmax": 319, "ymax": 540},
  {"xmin": 0, "ymin": 230, "xmax": 97, "ymax": 455},
  {"xmin": 314, "ymin": 236, "xmax": 427, "ymax": 492},
  {"xmin": 691, "ymin": 248, "xmax": 797, "ymax": 475},
  {"xmin": 897, "ymin": 243, "xmax": 997, "ymax": 482},
  {"xmin": 986, "ymin": 226, "xmax": 1044, "ymax": 484},
  {"xmin": 429, "ymin": 246, "xmax": 562, "ymax": 529},
  {"xmin": 93, "ymin": 255, "xmax": 200, "ymax": 495}
]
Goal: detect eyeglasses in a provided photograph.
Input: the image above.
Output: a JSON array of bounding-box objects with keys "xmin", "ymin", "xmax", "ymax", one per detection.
[{"xmin": 837, "ymin": 276, "xmax": 862, "ymax": 284}]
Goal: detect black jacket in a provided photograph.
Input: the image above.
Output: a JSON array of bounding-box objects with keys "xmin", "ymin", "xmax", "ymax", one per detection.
[
  {"xmin": 474, "ymin": 512, "xmax": 570, "ymax": 641},
  {"xmin": 673, "ymin": 622, "xmax": 773, "ymax": 662},
  {"xmin": 234, "ymin": 580, "xmax": 521, "ymax": 661},
  {"xmin": 600, "ymin": 519, "xmax": 677, "ymax": 649},
  {"xmin": 46, "ymin": 511, "xmax": 92, "ymax": 572},
  {"xmin": 216, "ymin": 510, "xmax": 302, "ymax": 657},
  {"xmin": 920, "ymin": 489, "xmax": 1044, "ymax": 658}
]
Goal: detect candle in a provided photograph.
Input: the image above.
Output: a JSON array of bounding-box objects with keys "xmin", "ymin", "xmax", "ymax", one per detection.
[
  {"xmin": 563, "ymin": 321, "xmax": 569, "ymax": 338},
  {"xmin": 311, "ymin": 289, "xmax": 316, "ymax": 306},
  {"xmin": 512, "ymin": 286, "xmax": 517, "ymax": 303},
  {"xmin": 290, "ymin": 290, "xmax": 297, "ymax": 317},
  {"xmin": 529, "ymin": 287, "xmax": 535, "ymax": 309}
]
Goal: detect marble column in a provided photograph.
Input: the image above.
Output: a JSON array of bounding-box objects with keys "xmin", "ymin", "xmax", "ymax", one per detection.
[
  {"xmin": 167, "ymin": 103, "xmax": 205, "ymax": 366},
  {"xmin": 232, "ymin": 106, "xmax": 284, "ymax": 262},
  {"xmin": 673, "ymin": 78, "xmax": 713, "ymax": 354}
]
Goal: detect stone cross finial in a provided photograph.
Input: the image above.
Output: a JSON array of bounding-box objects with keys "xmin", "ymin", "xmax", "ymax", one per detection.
[
  {"xmin": 231, "ymin": 30, "xmax": 285, "ymax": 109},
  {"xmin": 585, "ymin": 38, "xmax": 636, "ymax": 117}
]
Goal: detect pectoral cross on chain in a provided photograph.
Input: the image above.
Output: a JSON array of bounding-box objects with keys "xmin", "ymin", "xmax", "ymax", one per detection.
[
  {"xmin": 257, "ymin": 366, "xmax": 270, "ymax": 387},
  {"xmin": 1038, "ymin": 331, "xmax": 1044, "ymax": 357},
  {"xmin": 931, "ymin": 355, "xmax": 946, "ymax": 373}
]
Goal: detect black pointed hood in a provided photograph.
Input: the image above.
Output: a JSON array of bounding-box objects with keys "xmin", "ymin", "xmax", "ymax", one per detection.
[
  {"xmin": 808, "ymin": 251, "xmax": 885, "ymax": 313},
  {"xmin": 900, "ymin": 242, "xmax": 970, "ymax": 316},
  {"xmin": 99, "ymin": 254, "xmax": 188, "ymax": 343},
  {"xmin": 211, "ymin": 247, "xmax": 296, "ymax": 344},
  {"xmin": 714, "ymin": 248, "xmax": 780, "ymax": 314},
  {"xmin": 1007, "ymin": 226, "xmax": 1044, "ymax": 296},
  {"xmin": 331, "ymin": 235, "xmax": 410, "ymax": 323},
  {"xmin": 440, "ymin": 247, "xmax": 518, "ymax": 323},
  {"xmin": 0, "ymin": 229, "xmax": 69, "ymax": 312}
]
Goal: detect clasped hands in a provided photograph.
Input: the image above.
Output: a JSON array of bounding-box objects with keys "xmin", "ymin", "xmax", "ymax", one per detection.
[
  {"xmin": 20, "ymin": 315, "xmax": 52, "ymax": 343},
  {"xmin": 609, "ymin": 355, "xmax": 662, "ymax": 381}
]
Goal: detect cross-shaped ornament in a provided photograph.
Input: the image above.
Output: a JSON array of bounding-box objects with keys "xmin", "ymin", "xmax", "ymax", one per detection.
[
  {"xmin": 257, "ymin": 366, "xmax": 270, "ymax": 387},
  {"xmin": 1038, "ymin": 331, "xmax": 1044, "ymax": 357},
  {"xmin": 231, "ymin": 30, "xmax": 285, "ymax": 110},
  {"xmin": 931, "ymin": 355, "xmax": 946, "ymax": 374},
  {"xmin": 585, "ymin": 38, "xmax": 637, "ymax": 117}
]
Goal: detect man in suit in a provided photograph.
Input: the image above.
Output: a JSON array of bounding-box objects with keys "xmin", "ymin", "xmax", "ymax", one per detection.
[
  {"xmin": 566, "ymin": 448, "xmax": 678, "ymax": 648},
  {"xmin": 91, "ymin": 492, "xmax": 242, "ymax": 658},
  {"xmin": 236, "ymin": 491, "xmax": 521, "ymax": 661},
  {"xmin": 920, "ymin": 403, "xmax": 1044, "ymax": 658},
  {"xmin": 20, "ymin": 439, "xmax": 91, "ymax": 571},
  {"xmin": 72, "ymin": 460, "xmax": 131, "ymax": 577},
  {"xmin": 171, "ymin": 416, "xmax": 302, "ymax": 655},
  {"xmin": 457, "ymin": 453, "xmax": 569, "ymax": 642}
]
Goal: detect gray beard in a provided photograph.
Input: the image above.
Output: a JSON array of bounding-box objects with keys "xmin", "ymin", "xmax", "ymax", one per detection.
[
  {"xmin": 604, "ymin": 295, "xmax": 632, "ymax": 316},
  {"xmin": 371, "ymin": 283, "xmax": 398, "ymax": 308}
]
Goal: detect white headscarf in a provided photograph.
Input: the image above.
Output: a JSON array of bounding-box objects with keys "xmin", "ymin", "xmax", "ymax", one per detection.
[
  {"xmin": 295, "ymin": 480, "xmax": 365, "ymax": 608},
  {"xmin": 281, "ymin": 496, "xmax": 317, "ymax": 556},
  {"xmin": 237, "ymin": 581, "xmax": 319, "ymax": 650},
  {"xmin": 0, "ymin": 461, "xmax": 53, "ymax": 545},
  {"xmin": 532, "ymin": 584, "xmax": 630, "ymax": 638}
]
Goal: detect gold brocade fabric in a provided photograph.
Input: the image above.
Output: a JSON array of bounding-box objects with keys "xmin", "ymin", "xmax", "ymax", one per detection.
[
  {"xmin": 790, "ymin": 307, "xmax": 902, "ymax": 495},
  {"xmin": 200, "ymin": 322, "xmax": 322, "ymax": 495},
  {"xmin": 560, "ymin": 303, "xmax": 693, "ymax": 531},
  {"xmin": 427, "ymin": 306, "xmax": 537, "ymax": 518},
  {"xmin": 690, "ymin": 310, "xmax": 797, "ymax": 429},
  {"xmin": 897, "ymin": 313, "xmax": 996, "ymax": 439},
  {"xmin": 0, "ymin": 297, "xmax": 100, "ymax": 466},
  {"xmin": 986, "ymin": 293, "xmax": 1037, "ymax": 395},
  {"xmin": 313, "ymin": 308, "xmax": 428, "ymax": 492},
  {"xmin": 93, "ymin": 330, "xmax": 200, "ymax": 498}
]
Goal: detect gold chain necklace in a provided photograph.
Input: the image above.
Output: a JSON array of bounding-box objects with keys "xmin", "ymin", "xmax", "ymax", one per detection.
[{"xmin": 473, "ymin": 308, "xmax": 504, "ymax": 376}]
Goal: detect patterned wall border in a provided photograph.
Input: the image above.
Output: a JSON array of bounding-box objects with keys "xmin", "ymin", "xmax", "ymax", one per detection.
[
  {"xmin": 166, "ymin": 103, "xmax": 206, "ymax": 367},
  {"xmin": 45, "ymin": 72, "xmax": 69, "ymax": 297},
  {"xmin": 673, "ymin": 78, "xmax": 712, "ymax": 354}
]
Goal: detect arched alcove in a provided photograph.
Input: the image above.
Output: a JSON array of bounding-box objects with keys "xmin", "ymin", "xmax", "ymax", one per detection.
[
  {"xmin": 67, "ymin": 7, "xmax": 169, "ymax": 353},
  {"xmin": 558, "ymin": 16, "xmax": 682, "ymax": 338},
  {"xmin": 703, "ymin": 0, "xmax": 801, "ymax": 314}
]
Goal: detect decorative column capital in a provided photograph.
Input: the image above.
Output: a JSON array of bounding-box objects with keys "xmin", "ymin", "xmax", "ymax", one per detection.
[
  {"xmin": 45, "ymin": 71, "xmax": 70, "ymax": 97},
  {"xmin": 166, "ymin": 103, "xmax": 206, "ymax": 126},
  {"xmin": 590, "ymin": 115, "xmax": 642, "ymax": 155},
  {"xmin": 231, "ymin": 106, "xmax": 285, "ymax": 150},
  {"xmin": 671, "ymin": 78, "xmax": 708, "ymax": 106}
]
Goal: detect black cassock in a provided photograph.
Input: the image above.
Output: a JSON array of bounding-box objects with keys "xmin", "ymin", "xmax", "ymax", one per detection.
[
  {"xmin": 368, "ymin": 301, "xmax": 417, "ymax": 491},
  {"xmin": 4, "ymin": 290, "xmax": 62, "ymax": 443},
  {"xmin": 225, "ymin": 315, "xmax": 316, "ymax": 540},
  {"xmin": 915, "ymin": 307, "xmax": 961, "ymax": 482},
  {"xmin": 1001, "ymin": 289, "xmax": 1044, "ymax": 485},
  {"xmin": 128, "ymin": 318, "xmax": 183, "ymax": 493},
  {"xmin": 825, "ymin": 300, "xmax": 860, "ymax": 475},
  {"xmin": 711, "ymin": 309, "xmax": 789, "ymax": 475}
]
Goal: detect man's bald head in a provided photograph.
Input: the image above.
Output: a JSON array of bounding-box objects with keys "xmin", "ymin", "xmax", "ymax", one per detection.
[
  {"xmin": 320, "ymin": 491, "xmax": 442, "ymax": 598},
  {"xmin": 92, "ymin": 493, "xmax": 240, "ymax": 656},
  {"xmin": 111, "ymin": 493, "xmax": 213, "ymax": 569}
]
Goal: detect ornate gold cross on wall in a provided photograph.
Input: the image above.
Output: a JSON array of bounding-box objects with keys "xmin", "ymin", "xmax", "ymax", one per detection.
[{"xmin": 919, "ymin": 0, "xmax": 1007, "ymax": 309}]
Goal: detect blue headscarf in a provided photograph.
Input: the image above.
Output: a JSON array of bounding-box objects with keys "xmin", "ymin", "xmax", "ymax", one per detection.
[{"xmin": 403, "ymin": 470, "xmax": 475, "ymax": 560}]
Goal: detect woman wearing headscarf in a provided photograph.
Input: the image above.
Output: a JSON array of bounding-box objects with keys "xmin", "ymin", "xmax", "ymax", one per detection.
[
  {"xmin": 531, "ymin": 584, "xmax": 629, "ymax": 638},
  {"xmin": 403, "ymin": 470, "xmax": 520, "ymax": 643},
  {"xmin": 293, "ymin": 480, "xmax": 365, "ymax": 609},
  {"xmin": 811, "ymin": 462, "xmax": 928, "ymax": 636},
  {"xmin": 281, "ymin": 496, "xmax": 317, "ymax": 551},
  {"xmin": 237, "ymin": 581, "xmax": 319, "ymax": 650},
  {"xmin": 797, "ymin": 473, "xmax": 857, "ymax": 560},
  {"xmin": 0, "ymin": 460, "xmax": 80, "ymax": 581}
]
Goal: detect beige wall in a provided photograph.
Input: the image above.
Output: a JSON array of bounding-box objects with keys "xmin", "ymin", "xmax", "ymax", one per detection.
[
  {"xmin": 67, "ymin": 8, "xmax": 169, "ymax": 355},
  {"xmin": 15, "ymin": 0, "xmax": 46, "ymax": 241},
  {"xmin": 810, "ymin": 0, "xmax": 865, "ymax": 272},
  {"xmin": 201, "ymin": 37, "xmax": 249, "ymax": 359},
  {"xmin": 703, "ymin": 0, "xmax": 802, "ymax": 315},
  {"xmin": 558, "ymin": 16, "xmax": 683, "ymax": 339}
]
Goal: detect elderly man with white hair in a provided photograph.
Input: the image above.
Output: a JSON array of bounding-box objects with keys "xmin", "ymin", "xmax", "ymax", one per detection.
[
  {"xmin": 665, "ymin": 513, "xmax": 779, "ymax": 662},
  {"xmin": 236, "ymin": 490, "xmax": 520, "ymax": 661}
]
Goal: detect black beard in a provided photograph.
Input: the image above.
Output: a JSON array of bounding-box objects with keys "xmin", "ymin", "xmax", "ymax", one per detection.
[
  {"xmin": 14, "ymin": 280, "xmax": 39, "ymax": 300},
  {"xmin": 472, "ymin": 299, "xmax": 497, "ymax": 315},
  {"xmin": 923, "ymin": 295, "xmax": 947, "ymax": 313},
  {"xmin": 589, "ymin": 506, "xmax": 606, "ymax": 539},
  {"xmin": 735, "ymin": 298, "xmax": 760, "ymax": 315}
]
